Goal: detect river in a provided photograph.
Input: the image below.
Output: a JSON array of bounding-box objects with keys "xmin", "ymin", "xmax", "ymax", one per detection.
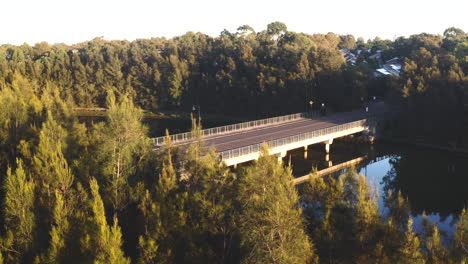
[{"xmin": 286, "ymin": 140, "xmax": 468, "ymax": 244}]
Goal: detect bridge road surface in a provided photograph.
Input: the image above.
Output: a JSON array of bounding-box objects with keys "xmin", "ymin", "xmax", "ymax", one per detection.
[{"xmin": 167, "ymin": 102, "xmax": 384, "ymax": 154}]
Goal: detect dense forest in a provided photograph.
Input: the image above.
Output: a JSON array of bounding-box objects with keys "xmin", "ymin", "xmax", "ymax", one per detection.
[
  {"xmin": 1, "ymin": 23, "xmax": 466, "ymax": 143},
  {"xmin": 0, "ymin": 23, "xmax": 467, "ymax": 263},
  {"xmin": 1, "ymin": 22, "xmax": 366, "ymax": 116}
]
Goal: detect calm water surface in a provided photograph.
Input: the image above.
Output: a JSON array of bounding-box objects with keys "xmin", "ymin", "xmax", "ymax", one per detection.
[{"xmin": 287, "ymin": 140, "xmax": 468, "ymax": 243}]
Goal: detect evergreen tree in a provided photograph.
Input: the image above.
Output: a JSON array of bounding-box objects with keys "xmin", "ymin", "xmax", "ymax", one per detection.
[
  {"xmin": 0, "ymin": 74, "xmax": 43, "ymax": 165},
  {"xmin": 398, "ymin": 219, "xmax": 425, "ymax": 264},
  {"xmin": 453, "ymin": 208, "xmax": 468, "ymax": 262},
  {"xmin": 1, "ymin": 159, "xmax": 35, "ymax": 262},
  {"xmin": 82, "ymin": 178, "xmax": 130, "ymax": 264},
  {"xmin": 183, "ymin": 129, "xmax": 239, "ymax": 263},
  {"xmin": 425, "ymin": 226, "xmax": 447, "ymax": 264},
  {"xmin": 101, "ymin": 91, "xmax": 149, "ymax": 215},
  {"xmin": 238, "ymin": 145, "xmax": 317, "ymax": 264},
  {"xmin": 138, "ymin": 132, "xmax": 186, "ymax": 264},
  {"xmin": 32, "ymin": 112, "xmax": 73, "ymax": 208},
  {"xmin": 40, "ymin": 192, "xmax": 70, "ymax": 263}
]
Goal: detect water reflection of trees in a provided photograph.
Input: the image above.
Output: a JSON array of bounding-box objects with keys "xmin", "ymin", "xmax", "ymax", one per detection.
[
  {"xmin": 381, "ymin": 153, "xmax": 467, "ymax": 218},
  {"xmin": 298, "ymin": 166, "xmax": 468, "ymax": 263}
]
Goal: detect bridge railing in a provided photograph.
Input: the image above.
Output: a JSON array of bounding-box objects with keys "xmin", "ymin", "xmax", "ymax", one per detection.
[
  {"xmin": 220, "ymin": 119, "xmax": 367, "ymax": 160},
  {"xmin": 152, "ymin": 111, "xmax": 319, "ymax": 146}
]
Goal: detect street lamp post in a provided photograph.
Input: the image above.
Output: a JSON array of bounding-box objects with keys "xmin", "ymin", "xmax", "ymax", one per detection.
[{"xmin": 192, "ymin": 105, "xmax": 201, "ymax": 120}]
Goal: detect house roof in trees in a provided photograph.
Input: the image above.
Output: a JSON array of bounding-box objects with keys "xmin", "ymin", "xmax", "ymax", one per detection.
[{"xmin": 376, "ymin": 68, "xmax": 391, "ymax": 75}]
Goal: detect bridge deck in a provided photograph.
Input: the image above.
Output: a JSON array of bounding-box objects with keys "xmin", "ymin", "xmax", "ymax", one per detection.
[
  {"xmin": 154, "ymin": 102, "xmax": 385, "ymax": 165},
  {"xmin": 199, "ymin": 109, "xmax": 369, "ymax": 152}
]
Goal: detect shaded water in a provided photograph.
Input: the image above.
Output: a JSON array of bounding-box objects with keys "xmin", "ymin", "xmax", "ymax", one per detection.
[{"xmin": 287, "ymin": 140, "xmax": 468, "ymax": 243}]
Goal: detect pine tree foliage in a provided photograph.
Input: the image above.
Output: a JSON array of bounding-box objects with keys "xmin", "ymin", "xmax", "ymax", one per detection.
[
  {"xmin": 425, "ymin": 226, "xmax": 447, "ymax": 264},
  {"xmin": 2, "ymin": 159, "xmax": 35, "ymax": 260},
  {"xmin": 399, "ymin": 219, "xmax": 425, "ymax": 264},
  {"xmin": 238, "ymin": 144, "xmax": 317, "ymax": 264},
  {"xmin": 82, "ymin": 178, "xmax": 130, "ymax": 264},
  {"xmin": 453, "ymin": 208, "xmax": 468, "ymax": 262},
  {"xmin": 41, "ymin": 192, "xmax": 70, "ymax": 263},
  {"xmin": 101, "ymin": 91, "xmax": 149, "ymax": 214},
  {"xmin": 174, "ymin": 117, "xmax": 240, "ymax": 263},
  {"xmin": 0, "ymin": 74, "xmax": 43, "ymax": 164},
  {"xmin": 32, "ymin": 112, "xmax": 73, "ymax": 207},
  {"xmin": 138, "ymin": 132, "xmax": 186, "ymax": 264}
]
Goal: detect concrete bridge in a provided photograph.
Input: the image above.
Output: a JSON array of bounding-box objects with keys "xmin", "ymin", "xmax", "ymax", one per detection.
[{"xmin": 153, "ymin": 104, "xmax": 382, "ymax": 166}]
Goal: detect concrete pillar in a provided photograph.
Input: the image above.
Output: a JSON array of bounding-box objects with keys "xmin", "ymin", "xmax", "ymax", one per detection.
[
  {"xmin": 325, "ymin": 154, "xmax": 333, "ymax": 167},
  {"xmin": 304, "ymin": 145, "xmax": 308, "ymax": 159},
  {"xmin": 277, "ymin": 151, "xmax": 287, "ymax": 164},
  {"xmin": 324, "ymin": 138, "xmax": 334, "ymax": 154},
  {"xmin": 233, "ymin": 164, "xmax": 237, "ymax": 169}
]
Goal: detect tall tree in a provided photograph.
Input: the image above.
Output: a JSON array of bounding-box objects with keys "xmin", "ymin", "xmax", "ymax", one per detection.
[
  {"xmin": 266, "ymin": 22, "xmax": 288, "ymax": 41},
  {"xmin": 1, "ymin": 159, "xmax": 35, "ymax": 262},
  {"xmin": 138, "ymin": 132, "xmax": 186, "ymax": 264},
  {"xmin": 32, "ymin": 112, "xmax": 73, "ymax": 209},
  {"xmin": 453, "ymin": 208, "xmax": 468, "ymax": 262},
  {"xmin": 238, "ymin": 145, "xmax": 317, "ymax": 264},
  {"xmin": 398, "ymin": 219, "xmax": 425, "ymax": 264},
  {"xmin": 40, "ymin": 192, "xmax": 70, "ymax": 263},
  {"xmin": 425, "ymin": 226, "xmax": 447, "ymax": 264},
  {"xmin": 81, "ymin": 178, "xmax": 130, "ymax": 264},
  {"xmin": 101, "ymin": 91, "xmax": 149, "ymax": 215},
  {"xmin": 182, "ymin": 119, "xmax": 239, "ymax": 263},
  {"xmin": 0, "ymin": 74, "xmax": 43, "ymax": 166}
]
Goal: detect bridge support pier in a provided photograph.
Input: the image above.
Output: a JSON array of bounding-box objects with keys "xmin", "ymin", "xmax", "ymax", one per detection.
[
  {"xmin": 325, "ymin": 154, "xmax": 333, "ymax": 167},
  {"xmin": 304, "ymin": 145, "xmax": 308, "ymax": 159},
  {"xmin": 277, "ymin": 151, "xmax": 287, "ymax": 164},
  {"xmin": 324, "ymin": 138, "xmax": 334, "ymax": 154}
]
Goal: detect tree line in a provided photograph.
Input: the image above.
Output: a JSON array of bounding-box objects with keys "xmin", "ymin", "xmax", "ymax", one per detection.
[
  {"xmin": 385, "ymin": 27, "xmax": 468, "ymax": 147},
  {"xmin": 0, "ymin": 22, "xmax": 384, "ymax": 117},
  {"xmin": 1, "ymin": 23, "xmax": 466, "ymax": 145}
]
